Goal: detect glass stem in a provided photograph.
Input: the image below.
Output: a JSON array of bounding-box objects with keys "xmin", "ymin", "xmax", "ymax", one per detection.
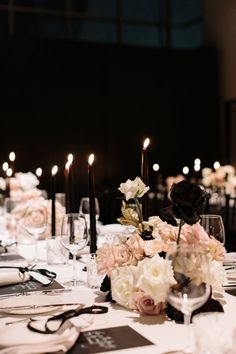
[
  {"xmin": 72, "ymin": 253, "xmax": 77, "ymax": 285},
  {"xmin": 184, "ymin": 313, "xmax": 192, "ymax": 354},
  {"xmin": 34, "ymin": 234, "xmax": 38, "ymax": 263}
]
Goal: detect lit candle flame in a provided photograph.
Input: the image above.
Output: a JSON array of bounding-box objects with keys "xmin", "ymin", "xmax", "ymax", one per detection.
[
  {"xmin": 213, "ymin": 161, "xmax": 220, "ymax": 170},
  {"xmin": 9, "ymin": 152, "xmax": 16, "ymax": 162},
  {"xmin": 194, "ymin": 165, "xmax": 201, "ymax": 172},
  {"xmin": 88, "ymin": 154, "xmax": 95, "ymax": 165},
  {"xmin": 6, "ymin": 168, "xmax": 13, "ymax": 177},
  {"xmin": 182, "ymin": 166, "xmax": 189, "ymax": 175},
  {"xmin": 51, "ymin": 165, "xmax": 58, "ymax": 176},
  {"xmin": 65, "ymin": 161, "xmax": 71, "ymax": 170},
  {"xmin": 153, "ymin": 163, "xmax": 160, "ymax": 172},
  {"xmin": 194, "ymin": 158, "xmax": 201, "ymax": 165},
  {"xmin": 67, "ymin": 154, "xmax": 73, "ymax": 164},
  {"xmin": 143, "ymin": 138, "xmax": 150, "ymax": 150},
  {"xmin": 36, "ymin": 167, "xmax": 42, "ymax": 177},
  {"xmin": 2, "ymin": 162, "xmax": 9, "ymax": 172}
]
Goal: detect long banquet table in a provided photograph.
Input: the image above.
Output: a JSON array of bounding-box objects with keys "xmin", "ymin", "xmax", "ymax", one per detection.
[{"xmin": 0, "ymin": 240, "xmax": 236, "ymax": 354}]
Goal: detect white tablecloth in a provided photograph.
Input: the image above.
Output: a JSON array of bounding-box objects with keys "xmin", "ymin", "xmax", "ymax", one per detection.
[{"xmin": 0, "ymin": 240, "xmax": 236, "ymax": 354}]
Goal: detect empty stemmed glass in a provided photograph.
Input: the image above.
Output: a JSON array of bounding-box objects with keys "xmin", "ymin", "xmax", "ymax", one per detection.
[
  {"xmin": 165, "ymin": 244, "xmax": 211, "ymax": 354},
  {"xmin": 23, "ymin": 204, "xmax": 47, "ymax": 262},
  {"xmin": 61, "ymin": 213, "xmax": 88, "ymax": 286},
  {"xmin": 79, "ymin": 197, "xmax": 100, "ymax": 223},
  {"xmin": 200, "ymin": 214, "xmax": 225, "ymax": 245}
]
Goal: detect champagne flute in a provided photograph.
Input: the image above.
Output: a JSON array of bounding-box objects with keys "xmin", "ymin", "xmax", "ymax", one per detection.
[
  {"xmin": 61, "ymin": 213, "xmax": 88, "ymax": 286},
  {"xmin": 200, "ymin": 214, "xmax": 225, "ymax": 245},
  {"xmin": 23, "ymin": 204, "xmax": 47, "ymax": 263},
  {"xmin": 165, "ymin": 244, "xmax": 211, "ymax": 354}
]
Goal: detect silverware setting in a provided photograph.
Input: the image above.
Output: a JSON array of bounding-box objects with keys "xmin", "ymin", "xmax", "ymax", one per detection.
[
  {"xmin": 0, "ymin": 302, "xmax": 82, "ymax": 311},
  {"xmin": 0, "ymin": 288, "xmax": 72, "ymax": 300}
]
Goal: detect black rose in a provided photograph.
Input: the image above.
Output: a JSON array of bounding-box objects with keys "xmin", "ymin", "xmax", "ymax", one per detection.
[{"xmin": 170, "ymin": 180, "xmax": 208, "ymax": 225}]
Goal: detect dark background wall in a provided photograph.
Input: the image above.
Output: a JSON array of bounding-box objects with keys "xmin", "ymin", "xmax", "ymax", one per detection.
[{"xmin": 0, "ymin": 38, "xmax": 220, "ymax": 222}]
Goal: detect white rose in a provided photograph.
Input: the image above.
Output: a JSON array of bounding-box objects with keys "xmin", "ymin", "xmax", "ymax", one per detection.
[
  {"xmin": 0, "ymin": 177, "xmax": 6, "ymax": 191},
  {"xmin": 111, "ymin": 266, "xmax": 137, "ymax": 308},
  {"xmin": 202, "ymin": 260, "xmax": 227, "ymax": 291},
  {"xmin": 118, "ymin": 177, "xmax": 149, "ymax": 201},
  {"xmin": 136, "ymin": 254, "xmax": 176, "ymax": 304},
  {"xmin": 202, "ymin": 168, "xmax": 213, "ymax": 177},
  {"xmin": 223, "ymin": 165, "xmax": 235, "ymax": 177},
  {"xmin": 16, "ymin": 172, "xmax": 39, "ymax": 191}
]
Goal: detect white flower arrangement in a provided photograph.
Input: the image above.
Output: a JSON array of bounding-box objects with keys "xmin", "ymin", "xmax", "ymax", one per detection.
[{"xmin": 96, "ymin": 177, "xmax": 227, "ymax": 316}]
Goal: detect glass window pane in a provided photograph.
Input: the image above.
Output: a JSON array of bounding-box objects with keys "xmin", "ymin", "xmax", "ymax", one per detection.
[
  {"xmin": 123, "ymin": 0, "xmax": 164, "ymax": 21},
  {"xmin": 15, "ymin": 14, "xmax": 65, "ymax": 39},
  {"xmin": 14, "ymin": 0, "xmax": 66, "ymax": 10},
  {"xmin": 0, "ymin": 12, "xmax": 8, "ymax": 36},
  {"xmin": 71, "ymin": 0, "xmax": 117, "ymax": 17},
  {"xmin": 171, "ymin": 22, "xmax": 203, "ymax": 48},
  {"xmin": 123, "ymin": 25, "xmax": 161, "ymax": 47},
  {"xmin": 71, "ymin": 20, "xmax": 116, "ymax": 44},
  {"xmin": 171, "ymin": 0, "xmax": 203, "ymax": 24}
]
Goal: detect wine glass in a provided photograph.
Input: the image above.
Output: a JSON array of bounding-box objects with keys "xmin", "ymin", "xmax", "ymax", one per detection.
[
  {"xmin": 200, "ymin": 214, "xmax": 225, "ymax": 245},
  {"xmin": 23, "ymin": 204, "xmax": 47, "ymax": 262},
  {"xmin": 165, "ymin": 244, "xmax": 211, "ymax": 354},
  {"xmin": 60, "ymin": 213, "xmax": 88, "ymax": 286},
  {"xmin": 79, "ymin": 197, "xmax": 100, "ymax": 220},
  {"xmin": 79, "ymin": 197, "xmax": 100, "ymax": 234}
]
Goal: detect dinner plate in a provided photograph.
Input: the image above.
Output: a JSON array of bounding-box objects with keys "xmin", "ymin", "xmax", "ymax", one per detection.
[
  {"xmin": 0, "ymin": 293, "xmax": 82, "ymax": 315},
  {"xmin": 0, "ymin": 305, "xmax": 65, "ymax": 316}
]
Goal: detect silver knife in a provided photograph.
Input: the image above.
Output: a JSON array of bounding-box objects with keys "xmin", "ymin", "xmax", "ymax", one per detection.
[{"xmin": 0, "ymin": 303, "xmax": 83, "ymax": 310}]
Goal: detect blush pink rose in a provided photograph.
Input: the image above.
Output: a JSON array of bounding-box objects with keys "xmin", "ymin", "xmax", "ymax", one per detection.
[
  {"xmin": 207, "ymin": 237, "xmax": 226, "ymax": 261},
  {"xmin": 126, "ymin": 234, "xmax": 145, "ymax": 260},
  {"xmin": 132, "ymin": 290, "xmax": 165, "ymax": 315},
  {"xmin": 181, "ymin": 223, "xmax": 210, "ymax": 245},
  {"xmin": 97, "ymin": 243, "xmax": 137, "ymax": 276},
  {"xmin": 144, "ymin": 238, "xmax": 165, "ymax": 257}
]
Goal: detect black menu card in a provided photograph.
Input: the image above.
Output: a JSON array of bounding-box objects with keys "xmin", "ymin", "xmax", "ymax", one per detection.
[
  {"xmin": 69, "ymin": 325, "xmax": 154, "ymax": 353},
  {"xmin": 0, "ymin": 279, "xmax": 64, "ymax": 296}
]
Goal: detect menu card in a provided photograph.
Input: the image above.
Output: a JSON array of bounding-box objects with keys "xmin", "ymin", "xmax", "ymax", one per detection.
[
  {"xmin": 69, "ymin": 326, "xmax": 154, "ymax": 353},
  {"xmin": 0, "ymin": 279, "xmax": 64, "ymax": 296},
  {"xmin": 0, "ymin": 254, "xmax": 26, "ymax": 262}
]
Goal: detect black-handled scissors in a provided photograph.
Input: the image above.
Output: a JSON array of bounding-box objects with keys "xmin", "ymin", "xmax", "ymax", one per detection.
[{"xmin": 27, "ymin": 305, "xmax": 108, "ymax": 334}]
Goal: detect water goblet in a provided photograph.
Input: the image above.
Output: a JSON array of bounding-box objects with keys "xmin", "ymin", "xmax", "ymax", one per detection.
[
  {"xmin": 165, "ymin": 244, "xmax": 211, "ymax": 354},
  {"xmin": 60, "ymin": 213, "xmax": 88, "ymax": 286},
  {"xmin": 200, "ymin": 214, "xmax": 225, "ymax": 245},
  {"xmin": 23, "ymin": 204, "xmax": 47, "ymax": 262}
]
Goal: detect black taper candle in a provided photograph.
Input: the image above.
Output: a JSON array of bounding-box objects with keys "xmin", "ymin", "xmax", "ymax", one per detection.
[
  {"xmin": 141, "ymin": 138, "xmax": 150, "ymax": 221},
  {"xmin": 65, "ymin": 161, "xmax": 70, "ymax": 213},
  {"xmin": 51, "ymin": 165, "xmax": 58, "ymax": 237},
  {"xmin": 88, "ymin": 154, "xmax": 97, "ymax": 253}
]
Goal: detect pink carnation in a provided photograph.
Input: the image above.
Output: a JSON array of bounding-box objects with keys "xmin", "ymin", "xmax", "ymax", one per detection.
[{"xmin": 132, "ymin": 290, "xmax": 165, "ymax": 315}]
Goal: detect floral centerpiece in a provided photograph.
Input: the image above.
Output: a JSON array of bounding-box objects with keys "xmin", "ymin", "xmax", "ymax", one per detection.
[
  {"xmin": 202, "ymin": 165, "xmax": 236, "ymax": 196},
  {"xmin": 96, "ymin": 177, "xmax": 227, "ymax": 319}
]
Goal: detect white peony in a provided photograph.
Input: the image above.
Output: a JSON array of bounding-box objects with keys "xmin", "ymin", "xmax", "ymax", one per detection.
[{"xmin": 118, "ymin": 177, "xmax": 149, "ymax": 201}]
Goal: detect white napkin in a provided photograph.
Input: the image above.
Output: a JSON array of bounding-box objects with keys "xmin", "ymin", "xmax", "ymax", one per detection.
[
  {"xmin": 223, "ymin": 252, "xmax": 236, "ymax": 265},
  {"xmin": 0, "ymin": 269, "xmax": 29, "ymax": 287},
  {"xmin": 0, "ymin": 316, "xmax": 91, "ymax": 354}
]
